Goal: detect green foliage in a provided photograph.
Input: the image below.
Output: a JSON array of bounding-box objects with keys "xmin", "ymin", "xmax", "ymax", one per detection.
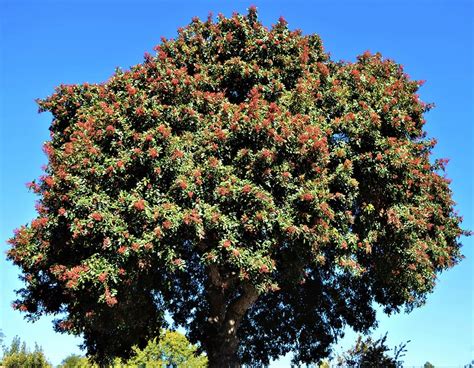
[
  {"xmin": 128, "ymin": 329, "xmax": 207, "ymax": 367},
  {"xmin": 424, "ymin": 362, "xmax": 435, "ymax": 368},
  {"xmin": 1, "ymin": 336, "xmax": 51, "ymax": 368},
  {"xmin": 336, "ymin": 333, "xmax": 408, "ymax": 368},
  {"xmin": 59, "ymin": 354, "xmax": 91, "ymax": 368},
  {"xmin": 8, "ymin": 6, "xmax": 467, "ymax": 366},
  {"xmin": 59, "ymin": 330, "xmax": 206, "ymax": 368},
  {"xmin": 318, "ymin": 359, "xmax": 330, "ymax": 368}
]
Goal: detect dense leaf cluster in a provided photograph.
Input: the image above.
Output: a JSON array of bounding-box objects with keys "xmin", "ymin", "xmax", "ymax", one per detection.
[{"xmin": 8, "ymin": 7, "xmax": 466, "ymax": 366}]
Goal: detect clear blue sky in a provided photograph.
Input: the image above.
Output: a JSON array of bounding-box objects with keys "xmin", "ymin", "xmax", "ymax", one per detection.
[{"xmin": 0, "ymin": 0, "xmax": 472, "ymax": 366}]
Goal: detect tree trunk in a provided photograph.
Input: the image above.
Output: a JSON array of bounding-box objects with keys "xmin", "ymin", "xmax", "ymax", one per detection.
[
  {"xmin": 207, "ymin": 330, "xmax": 241, "ymax": 368},
  {"xmin": 204, "ymin": 266, "xmax": 259, "ymax": 368}
]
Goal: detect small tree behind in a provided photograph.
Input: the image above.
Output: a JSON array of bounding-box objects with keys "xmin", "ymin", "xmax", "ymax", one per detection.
[
  {"xmin": 58, "ymin": 330, "xmax": 207, "ymax": 367},
  {"xmin": 59, "ymin": 354, "xmax": 91, "ymax": 368},
  {"xmin": 1, "ymin": 336, "xmax": 51, "ymax": 368},
  {"xmin": 318, "ymin": 360, "xmax": 330, "ymax": 368},
  {"xmin": 336, "ymin": 333, "xmax": 408, "ymax": 368},
  {"xmin": 128, "ymin": 329, "xmax": 207, "ymax": 367}
]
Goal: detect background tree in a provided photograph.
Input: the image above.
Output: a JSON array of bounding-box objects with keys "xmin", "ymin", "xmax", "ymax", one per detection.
[
  {"xmin": 336, "ymin": 333, "xmax": 408, "ymax": 368},
  {"xmin": 127, "ymin": 329, "xmax": 207, "ymax": 367},
  {"xmin": 58, "ymin": 330, "xmax": 206, "ymax": 367},
  {"xmin": 318, "ymin": 359, "xmax": 330, "ymax": 368},
  {"xmin": 59, "ymin": 354, "xmax": 91, "ymax": 368},
  {"xmin": 7, "ymin": 7, "xmax": 467, "ymax": 367},
  {"xmin": 1, "ymin": 336, "xmax": 51, "ymax": 368},
  {"xmin": 424, "ymin": 362, "xmax": 435, "ymax": 368}
]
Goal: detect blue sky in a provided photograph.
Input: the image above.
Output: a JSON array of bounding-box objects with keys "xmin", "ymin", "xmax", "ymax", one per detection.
[{"xmin": 0, "ymin": 0, "xmax": 472, "ymax": 366}]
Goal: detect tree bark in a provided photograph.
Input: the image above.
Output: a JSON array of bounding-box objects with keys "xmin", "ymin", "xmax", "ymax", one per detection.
[
  {"xmin": 207, "ymin": 331, "xmax": 241, "ymax": 368},
  {"xmin": 204, "ymin": 268, "xmax": 258, "ymax": 368}
]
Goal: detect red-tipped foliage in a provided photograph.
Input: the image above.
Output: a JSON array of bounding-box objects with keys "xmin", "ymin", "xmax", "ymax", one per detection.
[{"xmin": 8, "ymin": 8, "xmax": 467, "ymax": 367}]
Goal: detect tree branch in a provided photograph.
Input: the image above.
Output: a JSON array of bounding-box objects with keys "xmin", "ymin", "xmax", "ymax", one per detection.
[
  {"xmin": 207, "ymin": 264, "xmax": 226, "ymax": 325},
  {"xmin": 222, "ymin": 283, "xmax": 259, "ymax": 336}
]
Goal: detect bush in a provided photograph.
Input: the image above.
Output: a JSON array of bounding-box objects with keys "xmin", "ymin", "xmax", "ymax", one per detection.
[{"xmin": 1, "ymin": 336, "xmax": 51, "ymax": 368}]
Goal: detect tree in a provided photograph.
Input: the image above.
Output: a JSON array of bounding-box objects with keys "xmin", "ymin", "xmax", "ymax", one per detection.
[
  {"xmin": 58, "ymin": 330, "xmax": 206, "ymax": 367},
  {"xmin": 7, "ymin": 7, "xmax": 467, "ymax": 368},
  {"xmin": 127, "ymin": 329, "xmax": 207, "ymax": 367},
  {"xmin": 424, "ymin": 362, "xmax": 435, "ymax": 368},
  {"xmin": 318, "ymin": 360, "xmax": 330, "ymax": 368},
  {"xmin": 59, "ymin": 354, "xmax": 91, "ymax": 368},
  {"xmin": 336, "ymin": 333, "xmax": 408, "ymax": 367},
  {"xmin": 1, "ymin": 336, "xmax": 51, "ymax": 368}
]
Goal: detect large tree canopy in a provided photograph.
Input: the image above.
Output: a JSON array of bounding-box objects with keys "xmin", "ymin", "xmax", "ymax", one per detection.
[{"xmin": 8, "ymin": 8, "xmax": 466, "ymax": 367}]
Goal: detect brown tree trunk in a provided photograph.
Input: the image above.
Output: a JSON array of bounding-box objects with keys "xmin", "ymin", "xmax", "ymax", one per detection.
[
  {"xmin": 207, "ymin": 331, "xmax": 241, "ymax": 368},
  {"xmin": 204, "ymin": 265, "xmax": 259, "ymax": 367}
]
